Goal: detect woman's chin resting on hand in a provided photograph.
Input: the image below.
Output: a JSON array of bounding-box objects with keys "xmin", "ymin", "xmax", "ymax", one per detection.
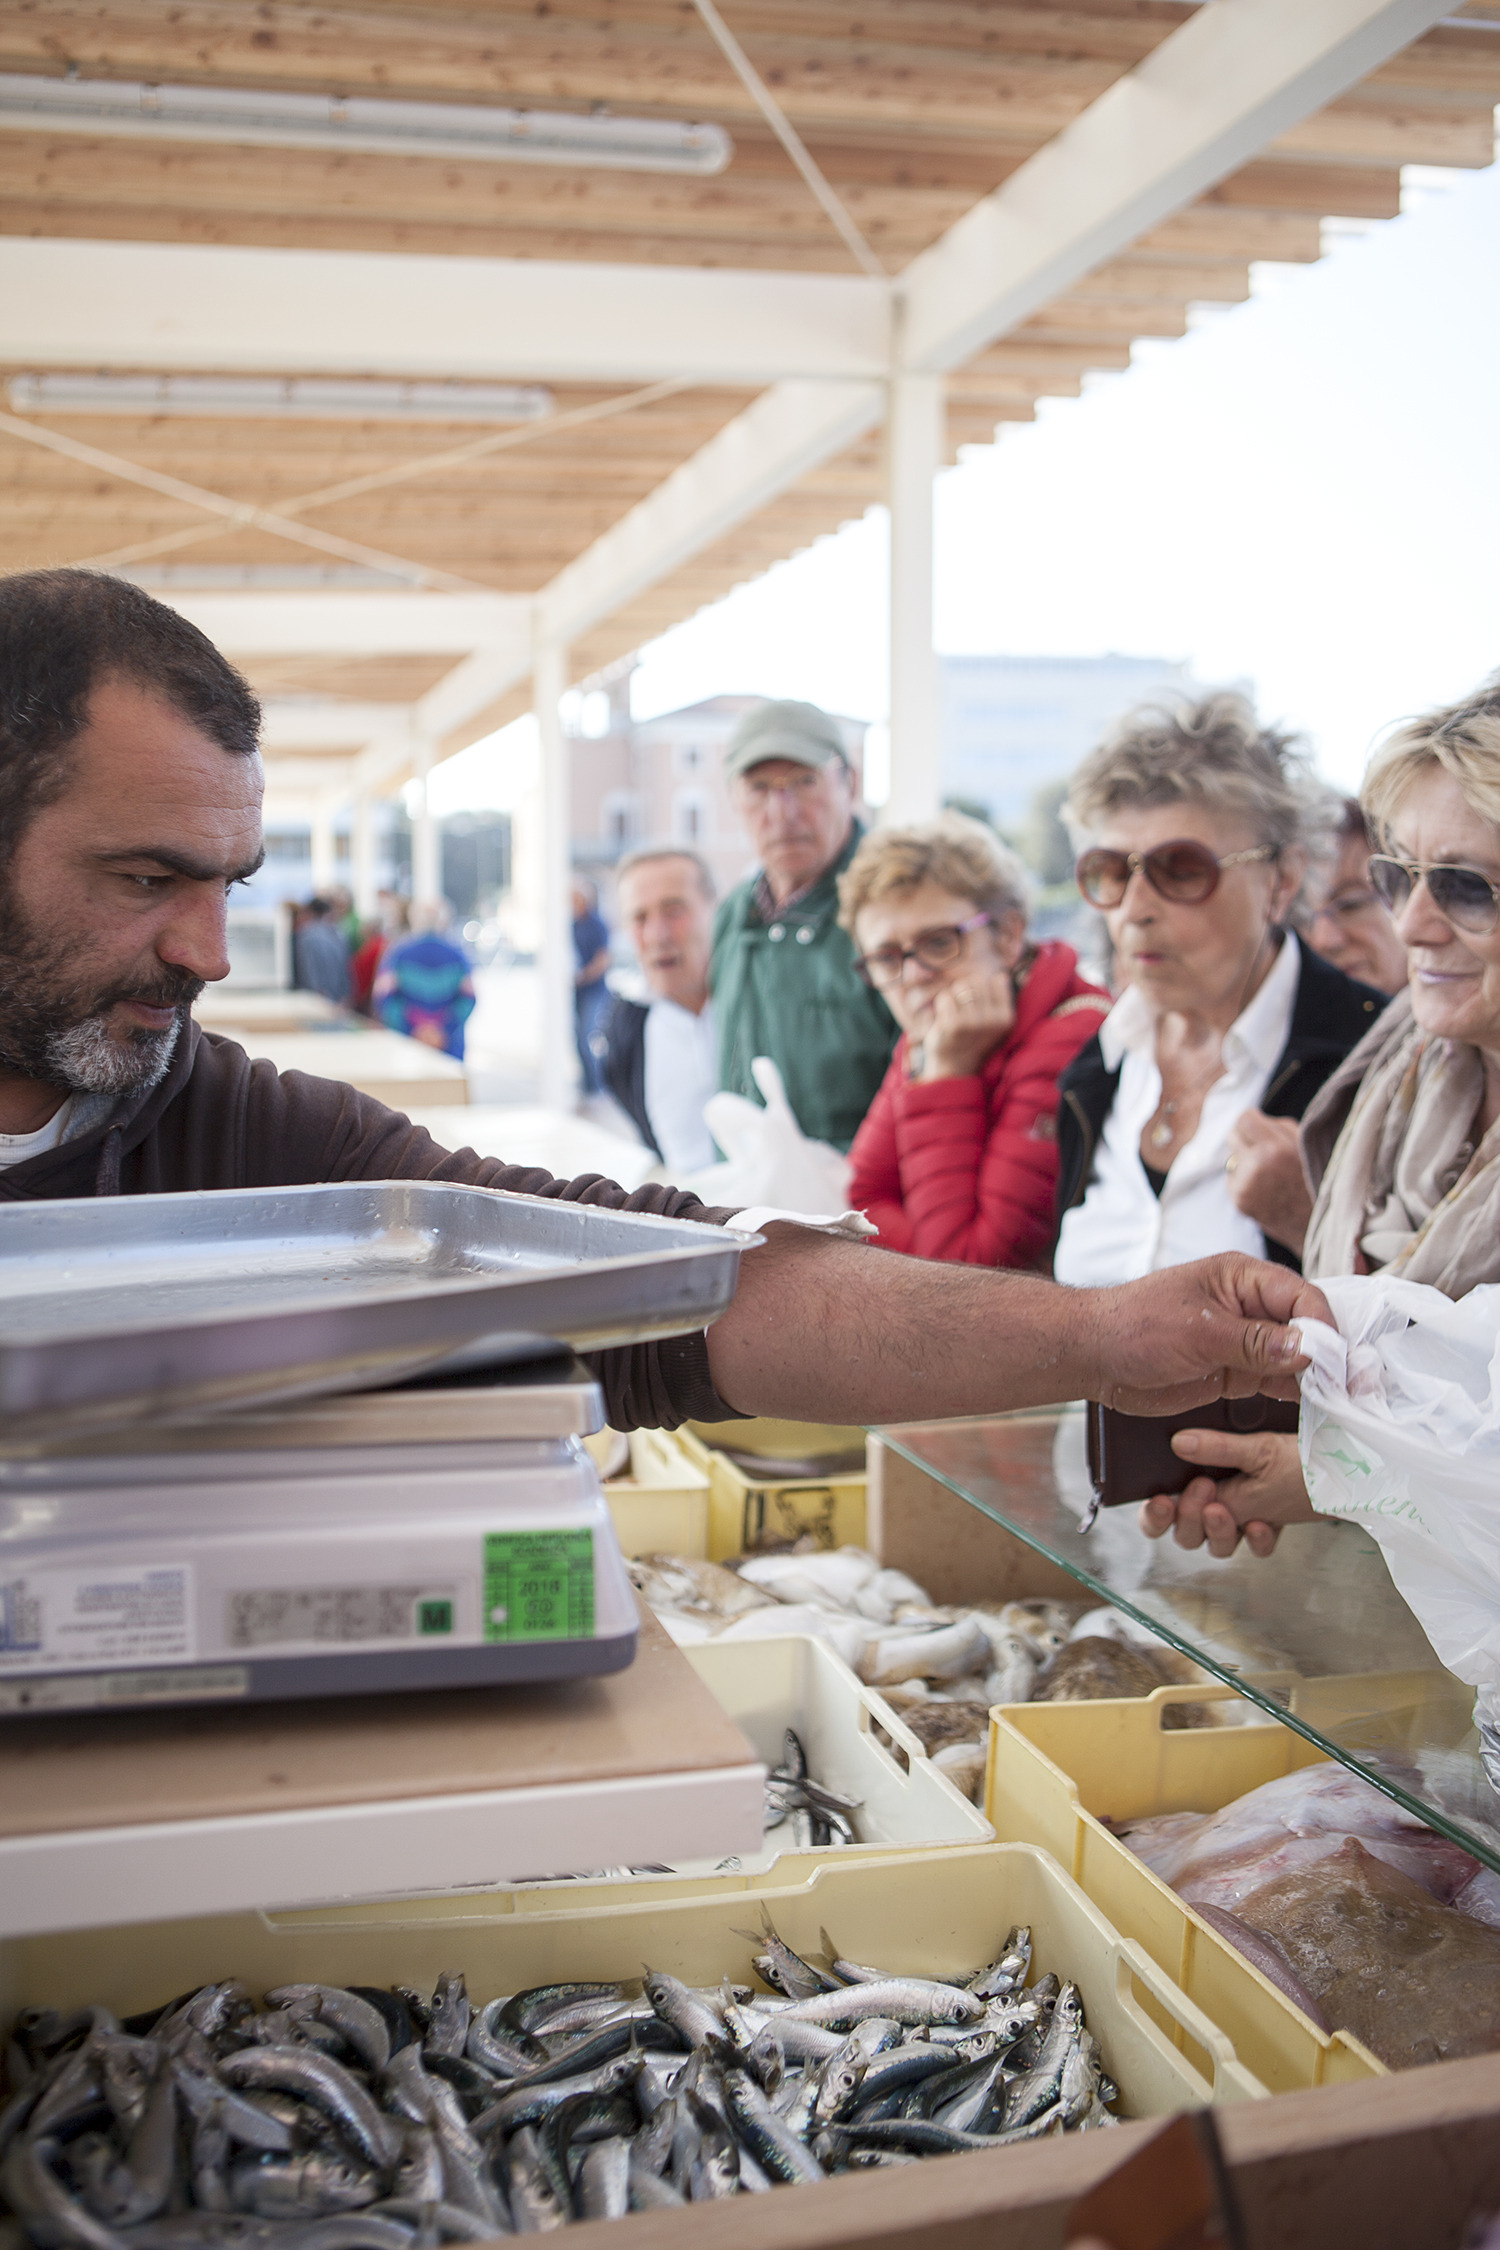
[{"xmin": 1136, "ymin": 1426, "xmax": 1318, "ymax": 1559}]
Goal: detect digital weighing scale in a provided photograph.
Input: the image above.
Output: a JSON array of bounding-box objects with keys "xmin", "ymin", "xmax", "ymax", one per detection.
[
  {"xmin": 0, "ymin": 1358, "xmax": 645, "ymax": 1714},
  {"xmin": 0, "ymin": 1184, "xmax": 756, "ymax": 1715}
]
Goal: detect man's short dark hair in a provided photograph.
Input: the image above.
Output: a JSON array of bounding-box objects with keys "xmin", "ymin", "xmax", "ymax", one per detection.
[{"xmin": 0, "ymin": 568, "xmax": 261, "ymax": 857}]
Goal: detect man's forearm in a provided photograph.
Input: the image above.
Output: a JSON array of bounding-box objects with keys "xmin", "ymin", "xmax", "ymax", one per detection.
[
  {"xmin": 704, "ymin": 1228, "xmax": 1325, "ymax": 1424},
  {"xmin": 706, "ymin": 1227, "xmax": 1102, "ymax": 1421}
]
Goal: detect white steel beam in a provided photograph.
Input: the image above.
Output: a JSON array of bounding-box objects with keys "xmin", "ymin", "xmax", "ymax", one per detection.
[
  {"xmin": 536, "ymin": 378, "xmax": 882, "ymax": 649},
  {"xmin": 0, "ymin": 240, "xmax": 889, "ymax": 386},
  {"xmin": 535, "ymin": 642, "xmax": 575, "ymax": 1113},
  {"xmin": 352, "ymin": 728, "xmax": 422, "ymax": 794},
  {"xmin": 410, "ymin": 746, "xmax": 442, "ymax": 905},
  {"xmin": 162, "ymin": 590, "xmax": 530, "ymax": 657},
  {"xmin": 898, "ymin": 0, "xmax": 1455, "ymax": 374},
  {"xmin": 309, "ymin": 800, "xmax": 339, "ymax": 892},
  {"xmin": 258, "ymin": 701, "xmax": 413, "ymax": 750},
  {"xmin": 259, "ymin": 759, "xmax": 359, "ymax": 795},
  {"xmin": 884, "ymin": 374, "xmax": 943, "ymax": 827},
  {"xmin": 351, "ymin": 794, "xmax": 379, "ymax": 919},
  {"xmin": 417, "ymin": 643, "xmax": 533, "ymax": 749}
]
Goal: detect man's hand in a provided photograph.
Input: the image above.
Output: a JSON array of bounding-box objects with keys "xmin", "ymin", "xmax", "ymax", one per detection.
[
  {"xmin": 1139, "ymin": 1428, "xmax": 1316, "ymax": 1558},
  {"xmin": 1226, "ymin": 1111, "xmax": 1313, "ymax": 1256},
  {"xmin": 920, "ymin": 970, "xmax": 1015, "ymax": 1080},
  {"xmin": 1084, "ymin": 1256, "xmax": 1331, "ymax": 1415}
]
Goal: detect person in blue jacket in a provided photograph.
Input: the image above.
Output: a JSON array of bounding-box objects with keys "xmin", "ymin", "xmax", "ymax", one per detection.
[{"xmin": 373, "ymin": 901, "xmax": 476, "ymax": 1059}]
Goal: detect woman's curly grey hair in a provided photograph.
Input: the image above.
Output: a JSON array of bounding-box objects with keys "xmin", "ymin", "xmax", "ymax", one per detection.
[{"xmin": 1066, "ymin": 691, "xmax": 1318, "ymax": 857}]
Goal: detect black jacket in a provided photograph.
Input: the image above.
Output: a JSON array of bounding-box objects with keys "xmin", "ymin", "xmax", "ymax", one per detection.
[
  {"xmin": 595, "ymin": 992, "xmax": 657, "ymax": 1158},
  {"xmin": 1055, "ymin": 938, "xmax": 1387, "ymax": 1272}
]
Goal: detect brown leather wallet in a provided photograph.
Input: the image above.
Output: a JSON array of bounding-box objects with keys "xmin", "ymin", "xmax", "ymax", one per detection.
[{"xmin": 1085, "ymin": 1394, "xmax": 1301, "ymax": 1509}]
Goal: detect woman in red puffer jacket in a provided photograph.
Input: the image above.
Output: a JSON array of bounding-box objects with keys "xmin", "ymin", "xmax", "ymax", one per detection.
[{"xmin": 840, "ymin": 815, "xmax": 1110, "ymax": 1270}]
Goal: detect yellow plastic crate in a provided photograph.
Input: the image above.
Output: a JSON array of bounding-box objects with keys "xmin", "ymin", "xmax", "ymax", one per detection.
[
  {"xmin": 985, "ymin": 1683, "xmax": 1398, "ymax": 2096},
  {"xmin": 5, "ymin": 1844, "xmax": 1265, "ymax": 2114},
  {"xmin": 589, "ymin": 1425, "xmax": 712, "ymax": 1558},
  {"xmin": 677, "ymin": 1422, "xmax": 866, "ymax": 1558}
]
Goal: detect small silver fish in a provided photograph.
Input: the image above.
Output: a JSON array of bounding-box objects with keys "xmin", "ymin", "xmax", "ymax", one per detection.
[
  {"xmin": 265, "ymin": 1990, "xmax": 391, "ymax": 2078},
  {"xmin": 779, "ymin": 1979, "xmax": 985, "ymax": 2030},
  {"xmin": 643, "ymin": 1971, "xmax": 720, "ymax": 2049}
]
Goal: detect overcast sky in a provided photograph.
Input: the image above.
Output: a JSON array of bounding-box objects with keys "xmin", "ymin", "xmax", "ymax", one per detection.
[{"xmin": 431, "ymin": 156, "xmax": 1500, "ymax": 818}]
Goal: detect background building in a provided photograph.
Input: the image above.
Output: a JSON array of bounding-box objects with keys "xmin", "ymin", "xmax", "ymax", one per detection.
[{"xmin": 939, "ymin": 654, "xmax": 1200, "ymax": 833}]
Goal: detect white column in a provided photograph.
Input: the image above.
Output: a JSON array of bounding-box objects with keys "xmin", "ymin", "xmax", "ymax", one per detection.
[
  {"xmin": 350, "ymin": 792, "xmax": 379, "ymax": 919},
  {"xmin": 885, "ymin": 371, "xmax": 944, "ymax": 827},
  {"xmin": 309, "ymin": 796, "xmax": 339, "ymax": 892},
  {"xmin": 535, "ymin": 640, "xmax": 576, "ymax": 1113},
  {"xmin": 411, "ymin": 744, "xmax": 441, "ymax": 905}
]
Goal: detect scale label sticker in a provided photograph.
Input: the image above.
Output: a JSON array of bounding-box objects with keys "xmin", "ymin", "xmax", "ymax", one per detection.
[
  {"xmin": 483, "ymin": 1531, "xmax": 594, "ymax": 1642},
  {"xmin": 0, "ymin": 1565, "xmax": 193, "ymax": 1674},
  {"xmin": 228, "ymin": 1585, "xmax": 458, "ymax": 1649},
  {"xmin": 0, "ymin": 1666, "xmax": 249, "ymax": 1715}
]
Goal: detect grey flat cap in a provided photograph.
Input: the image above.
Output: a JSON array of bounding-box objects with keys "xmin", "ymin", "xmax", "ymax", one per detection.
[{"xmin": 724, "ymin": 697, "xmax": 849, "ymax": 781}]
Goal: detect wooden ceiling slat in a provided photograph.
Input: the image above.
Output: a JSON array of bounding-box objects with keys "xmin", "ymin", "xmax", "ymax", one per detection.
[
  {"xmin": 1069, "ymin": 259, "xmax": 1250, "ymax": 304},
  {"xmin": 243, "ymin": 653, "xmax": 460, "ymax": 698},
  {"xmin": 1136, "ymin": 208, "xmax": 1324, "ymax": 262},
  {"xmin": 11, "ymin": 4, "xmax": 1493, "ymax": 150},
  {"xmin": 0, "ymin": 6, "xmax": 1120, "ymax": 134},
  {"xmin": 1205, "ymin": 162, "xmax": 1404, "ymax": 220},
  {"xmin": 0, "ymin": 137, "xmax": 987, "ymax": 248},
  {"xmin": 1271, "ymin": 97, "xmax": 1497, "ymax": 169},
  {"xmin": 0, "ymin": 202, "xmax": 918, "ymax": 270}
]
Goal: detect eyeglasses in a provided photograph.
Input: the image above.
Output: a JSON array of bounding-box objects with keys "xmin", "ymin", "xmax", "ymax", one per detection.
[
  {"xmin": 735, "ymin": 768, "xmax": 829, "ymax": 804},
  {"xmin": 1075, "ymin": 839, "xmax": 1277, "ymax": 910},
  {"xmin": 1305, "ymin": 887, "xmax": 1382, "ymax": 925},
  {"xmin": 853, "ymin": 911, "xmax": 992, "ymax": 988},
  {"xmin": 1368, "ymin": 854, "xmax": 1500, "ymax": 935}
]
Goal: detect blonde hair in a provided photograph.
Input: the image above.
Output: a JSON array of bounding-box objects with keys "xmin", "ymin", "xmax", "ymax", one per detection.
[
  {"xmin": 1066, "ymin": 690, "xmax": 1316, "ymax": 856},
  {"xmin": 838, "ymin": 813, "xmax": 1031, "ymax": 936},
  {"xmin": 1362, "ymin": 677, "xmax": 1500, "ymax": 842}
]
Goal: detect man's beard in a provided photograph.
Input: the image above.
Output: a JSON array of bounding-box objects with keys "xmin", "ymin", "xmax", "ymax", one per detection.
[{"xmin": 0, "ymin": 893, "xmax": 202, "ymax": 1099}]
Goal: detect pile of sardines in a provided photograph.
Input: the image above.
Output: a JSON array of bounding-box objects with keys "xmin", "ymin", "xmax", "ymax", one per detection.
[{"xmin": 1, "ymin": 1923, "xmax": 1117, "ymax": 2244}]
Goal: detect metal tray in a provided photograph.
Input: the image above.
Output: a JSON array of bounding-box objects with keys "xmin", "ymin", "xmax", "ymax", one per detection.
[{"xmin": 0, "ymin": 1183, "xmax": 753, "ymax": 1439}]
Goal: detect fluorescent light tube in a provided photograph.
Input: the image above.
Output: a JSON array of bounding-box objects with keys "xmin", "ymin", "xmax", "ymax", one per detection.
[
  {"xmin": 8, "ymin": 374, "xmax": 557, "ymax": 422},
  {"xmin": 0, "ymin": 73, "xmax": 733, "ymax": 173}
]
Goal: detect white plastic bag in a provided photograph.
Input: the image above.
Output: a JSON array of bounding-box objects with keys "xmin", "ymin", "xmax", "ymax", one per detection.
[
  {"xmin": 1296, "ymin": 1273, "xmax": 1500, "ymax": 1698},
  {"xmin": 680, "ymin": 1054, "xmax": 852, "ymax": 1218}
]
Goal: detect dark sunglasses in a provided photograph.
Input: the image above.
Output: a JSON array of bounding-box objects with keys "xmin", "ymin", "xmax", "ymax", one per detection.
[
  {"xmin": 1076, "ymin": 839, "xmax": 1276, "ymax": 910},
  {"xmin": 853, "ymin": 911, "xmax": 992, "ymax": 988},
  {"xmin": 1368, "ymin": 854, "xmax": 1500, "ymax": 935}
]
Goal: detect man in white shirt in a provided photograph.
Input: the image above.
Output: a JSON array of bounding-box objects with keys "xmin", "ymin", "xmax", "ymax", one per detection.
[{"xmin": 596, "ymin": 849, "xmax": 718, "ymax": 1172}]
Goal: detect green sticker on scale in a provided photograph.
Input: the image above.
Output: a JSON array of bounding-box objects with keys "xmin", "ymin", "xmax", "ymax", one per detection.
[{"xmin": 483, "ymin": 1530, "xmax": 595, "ymax": 1642}]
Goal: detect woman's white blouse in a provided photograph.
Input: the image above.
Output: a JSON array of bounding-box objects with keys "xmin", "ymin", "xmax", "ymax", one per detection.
[{"xmin": 1053, "ymin": 932, "xmax": 1303, "ymax": 1287}]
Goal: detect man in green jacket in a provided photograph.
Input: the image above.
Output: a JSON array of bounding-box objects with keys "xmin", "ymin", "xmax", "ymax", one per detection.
[{"xmin": 711, "ymin": 698, "xmax": 897, "ymax": 1150}]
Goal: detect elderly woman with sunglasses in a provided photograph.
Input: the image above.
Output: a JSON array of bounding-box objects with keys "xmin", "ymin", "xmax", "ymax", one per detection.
[
  {"xmin": 1053, "ymin": 695, "xmax": 1384, "ymax": 1293},
  {"xmin": 839, "ymin": 816, "xmax": 1110, "ymax": 1268},
  {"xmin": 1144, "ymin": 680, "xmax": 1500, "ymax": 1559}
]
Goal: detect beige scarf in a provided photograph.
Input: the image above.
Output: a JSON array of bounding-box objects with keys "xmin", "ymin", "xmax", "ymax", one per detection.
[{"xmin": 1303, "ymin": 990, "xmax": 1500, "ymax": 1294}]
